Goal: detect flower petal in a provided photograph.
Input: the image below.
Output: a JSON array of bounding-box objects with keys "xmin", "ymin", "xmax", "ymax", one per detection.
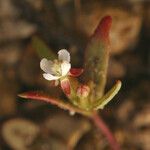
[
  {"xmin": 40, "ymin": 58, "xmax": 54, "ymax": 74},
  {"xmin": 61, "ymin": 61, "xmax": 71, "ymax": 76},
  {"xmin": 43, "ymin": 73, "xmax": 60, "ymax": 81},
  {"xmin": 69, "ymin": 68, "xmax": 84, "ymax": 77},
  {"xmin": 58, "ymin": 49, "xmax": 70, "ymax": 62}
]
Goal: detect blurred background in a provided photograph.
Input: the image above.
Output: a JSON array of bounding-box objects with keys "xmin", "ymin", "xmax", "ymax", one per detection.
[{"xmin": 0, "ymin": 0, "xmax": 149, "ymax": 150}]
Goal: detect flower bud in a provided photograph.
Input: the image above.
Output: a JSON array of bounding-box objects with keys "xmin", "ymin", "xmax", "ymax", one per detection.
[
  {"xmin": 76, "ymin": 85, "xmax": 90, "ymax": 98},
  {"xmin": 60, "ymin": 78, "xmax": 71, "ymax": 96}
]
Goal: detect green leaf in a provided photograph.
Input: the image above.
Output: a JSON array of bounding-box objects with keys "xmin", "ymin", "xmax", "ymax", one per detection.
[
  {"xmin": 18, "ymin": 91, "xmax": 92, "ymax": 116},
  {"xmin": 32, "ymin": 36, "xmax": 56, "ymax": 59},
  {"xmin": 83, "ymin": 16, "xmax": 112, "ymax": 100},
  {"xmin": 93, "ymin": 80, "xmax": 122, "ymax": 110}
]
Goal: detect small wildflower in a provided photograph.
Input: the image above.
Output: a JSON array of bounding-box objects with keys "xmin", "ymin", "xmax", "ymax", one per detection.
[
  {"xmin": 40, "ymin": 49, "xmax": 71, "ymax": 81},
  {"xmin": 40, "ymin": 49, "xmax": 83, "ymax": 84}
]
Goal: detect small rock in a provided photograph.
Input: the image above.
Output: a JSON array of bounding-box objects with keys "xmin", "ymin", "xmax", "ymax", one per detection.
[
  {"xmin": 0, "ymin": 0, "xmax": 18, "ymax": 18},
  {"xmin": 0, "ymin": 44, "xmax": 21, "ymax": 65},
  {"xmin": 76, "ymin": 2, "xmax": 142, "ymax": 54},
  {"xmin": 0, "ymin": 21, "xmax": 36, "ymax": 41},
  {"xmin": 133, "ymin": 130, "xmax": 150, "ymax": 150},
  {"xmin": 117, "ymin": 99, "xmax": 135, "ymax": 122},
  {"xmin": 1, "ymin": 118, "xmax": 39, "ymax": 150},
  {"xmin": 43, "ymin": 113, "xmax": 91, "ymax": 149},
  {"xmin": 29, "ymin": 136, "xmax": 67, "ymax": 150},
  {"xmin": 0, "ymin": 75, "xmax": 18, "ymax": 115},
  {"xmin": 132, "ymin": 104, "xmax": 150, "ymax": 128},
  {"xmin": 25, "ymin": 0, "xmax": 43, "ymax": 10},
  {"xmin": 108, "ymin": 58, "xmax": 126, "ymax": 78}
]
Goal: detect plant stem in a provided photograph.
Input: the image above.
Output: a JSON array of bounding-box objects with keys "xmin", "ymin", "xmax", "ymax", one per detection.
[{"xmin": 90, "ymin": 112, "xmax": 120, "ymax": 150}]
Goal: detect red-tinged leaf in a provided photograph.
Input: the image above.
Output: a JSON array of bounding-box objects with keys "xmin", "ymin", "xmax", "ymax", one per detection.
[
  {"xmin": 69, "ymin": 68, "xmax": 84, "ymax": 77},
  {"xmin": 92, "ymin": 16, "xmax": 112, "ymax": 43},
  {"xmin": 18, "ymin": 91, "xmax": 91, "ymax": 116},
  {"xmin": 18, "ymin": 91, "xmax": 60, "ymax": 105},
  {"xmin": 60, "ymin": 78, "xmax": 71, "ymax": 96},
  {"xmin": 84, "ymin": 16, "xmax": 112, "ymax": 100}
]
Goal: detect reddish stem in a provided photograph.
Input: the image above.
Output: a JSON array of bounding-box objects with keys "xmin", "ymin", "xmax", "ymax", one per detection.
[{"xmin": 91, "ymin": 112, "xmax": 120, "ymax": 150}]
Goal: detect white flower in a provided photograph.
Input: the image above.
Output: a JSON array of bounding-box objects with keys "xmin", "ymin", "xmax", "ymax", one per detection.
[{"xmin": 40, "ymin": 49, "xmax": 71, "ymax": 81}]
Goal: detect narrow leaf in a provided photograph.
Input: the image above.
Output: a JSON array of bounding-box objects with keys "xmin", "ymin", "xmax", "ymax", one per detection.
[
  {"xmin": 93, "ymin": 80, "xmax": 122, "ymax": 110},
  {"xmin": 18, "ymin": 91, "xmax": 91, "ymax": 116},
  {"xmin": 32, "ymin": 36, "xmax": 56, "ymax": 59}
]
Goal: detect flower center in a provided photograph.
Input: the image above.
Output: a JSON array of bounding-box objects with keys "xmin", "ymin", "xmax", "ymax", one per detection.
[{"xmin": 51, "ymin": 60, "xmax": 62, "ymax": 76}]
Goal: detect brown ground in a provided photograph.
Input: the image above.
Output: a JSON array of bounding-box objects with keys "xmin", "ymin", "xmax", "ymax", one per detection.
[{"xmin": 0, "ymin": 0, "xmax": 149, "ymax": 150}]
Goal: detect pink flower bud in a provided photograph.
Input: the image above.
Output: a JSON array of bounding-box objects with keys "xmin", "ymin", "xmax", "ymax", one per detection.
[
  {"xmin": 76, "ymin": 85, "xmax": 90, "ymax": 98},
  {"xmin": 60, "ymin": 78, "xmax": 71, "ymax": 96}
]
